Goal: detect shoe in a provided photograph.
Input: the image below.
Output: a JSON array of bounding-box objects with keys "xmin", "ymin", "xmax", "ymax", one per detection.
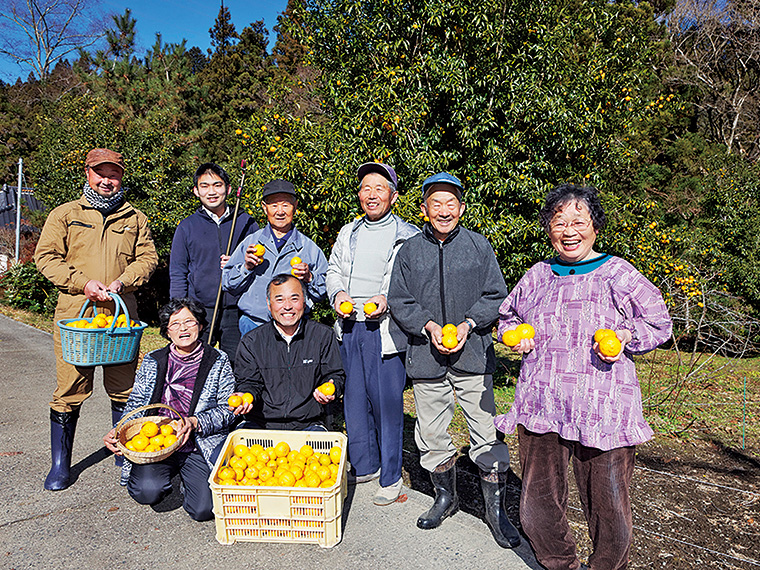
[
  {"xmin": 480, "ymin": 474, "xmax": 521, "ymax": 548},
  {"xmin": 110, "ymin": 400, "xmax": 126, "ymax": 468},
  {"xmin": 355, "ymin": 467, "xmax": 381, "ymax": 483},
  {"xmin": 417, "ymin": 463, "xmax": 458, "ymax": 529},
  {"xmin": 45, "ymin": 408, "xmax": 79, "ymax": 491},
  {"xmin": 374, "ymin": 477, "xmax": 403, "ymax": 506}
]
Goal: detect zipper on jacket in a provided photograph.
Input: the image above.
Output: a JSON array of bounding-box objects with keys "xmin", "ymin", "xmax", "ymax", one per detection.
[{"xmin": 438, "ymin": 241, "xmax": 447, "ymax": 324}]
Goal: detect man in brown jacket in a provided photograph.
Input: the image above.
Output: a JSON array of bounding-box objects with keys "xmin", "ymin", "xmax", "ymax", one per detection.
[{"xmin": 34, "ymin": 148, "xmax": 158, "ymax": 491}]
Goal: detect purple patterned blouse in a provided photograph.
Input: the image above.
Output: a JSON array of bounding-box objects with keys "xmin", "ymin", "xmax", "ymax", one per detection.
[{"xmin": 495, "ymin": 255, "xmax": 672, "ymax": 451}]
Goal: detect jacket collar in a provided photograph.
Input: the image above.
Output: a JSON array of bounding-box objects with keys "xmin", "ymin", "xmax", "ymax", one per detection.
[
  {"xmin": 422, "ymin": 222, "xmax": 460, "ymax": 245},
  {"xmin": 148, "ymin": 341, "xmax": 217, "ymax": 416}
]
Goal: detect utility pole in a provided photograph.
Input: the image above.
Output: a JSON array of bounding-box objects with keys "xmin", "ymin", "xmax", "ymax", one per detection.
[{"xmin": 15, "ymin": 158, "xmax": 22, "ymax": 262}]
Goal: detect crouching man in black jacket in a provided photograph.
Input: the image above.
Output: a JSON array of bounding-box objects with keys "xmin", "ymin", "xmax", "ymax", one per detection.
[{"xmin": 230, "ymin": 274, "xmax": 345, "ymax": 431}]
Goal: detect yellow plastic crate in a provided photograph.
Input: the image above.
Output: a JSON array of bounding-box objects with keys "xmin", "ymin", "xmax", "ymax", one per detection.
[{"xmin": 209, "ymin": 429, "xmax": 348, "ymax": 548}]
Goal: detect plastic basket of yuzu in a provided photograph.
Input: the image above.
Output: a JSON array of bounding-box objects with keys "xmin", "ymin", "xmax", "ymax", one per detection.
[
  {"xmin": 58, "ymin": 292, "xmax": 146, "ymax": 366},
  {"xmin": 209, "ymin": 429, "xmax": 348, "ymax": 547}
]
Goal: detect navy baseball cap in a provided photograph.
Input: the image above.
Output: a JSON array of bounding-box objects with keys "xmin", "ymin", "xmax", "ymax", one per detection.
[
  {"xmin": 262, "ymin": 179, "xmax": 297, "ymax": 199},
  {"xmin": 357, "ymin": 162, "xmax": 398, "ymax": 189},
  {"xmin": 421, "ymin": 172, "xmax": 464, "ymax": 200}
]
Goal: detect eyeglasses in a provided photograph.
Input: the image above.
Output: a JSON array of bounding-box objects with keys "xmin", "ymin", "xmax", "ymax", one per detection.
[
  {"xmin": 167, "ymin": 319, "xmax": 199, "ymax": 331},
  {"xmin": 549, "ymin": 219, "xmax": 592, "ymax": 233}
]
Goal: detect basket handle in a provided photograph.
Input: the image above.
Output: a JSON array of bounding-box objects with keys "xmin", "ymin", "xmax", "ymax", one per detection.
[
  {"xmin": 115, "ymin": 403, "xmax": 184, "ymax": 433},
  {"xmin": 75, "ymin": 292, "xmax": 134, "ymax": 331}
]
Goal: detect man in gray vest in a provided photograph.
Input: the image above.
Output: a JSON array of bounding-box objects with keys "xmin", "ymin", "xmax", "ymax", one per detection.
[{"xmin": 326, "ymin": 163, "xmax": 419, "ymax": 506}]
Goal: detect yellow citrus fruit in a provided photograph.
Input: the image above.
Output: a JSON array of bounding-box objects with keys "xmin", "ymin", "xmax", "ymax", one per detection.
[
  {"xmin": 317, "ymin": 382, "xmax": 335, "ymax": 396},
  {"xmin": 329, "ymin": 464, "xmax": 339, "ymax": 478},
  {"xmin": 234, "ymin": 468, "xmax": 245, "ymax": 481},
  {"xmin": 258, "ymin": 467, "xmax": 273, "ymax": 481},
  {"xmin": 265, "ymin": 446, "xmax": 276, "ymax": 456},
  {"xmin": 318, "ymin": 454, "xmax": 331, "ymax": 467},
  {"xmin": 502, "ymin": 329, "xmax": 520, "ymax": 346},
  {"xmin": 159, "ymin": 424, "xmax": 174, "ymax": 436},
  {"xmin": 234, "ymin": 443, "xmax": 249, "ymax": 458},
  {"xmin": 105, "ymin": 315, "xmax": 114, "ymax": 324},
  {"xmin": 300, "ymin": 444, "xmax": 314, "ymax": 458},
  {"xmin": 278, "ymin": 471, "xmax": 296, "ymax": 487},
  {"xmin": 252, "ymin": 243, "xmax": 265, "ymax": 257},
  {"xmin": 594, "ymin": 328, "xmax": 616, "ymax": 343},
  {"xmin": 144, "ymin": 444, "xmax": 158, "ymax": 453},
  {"xmin": 320, "ymin": 479, "xmax": 336, "ymax": 488},
  {"xmin": 163, "ymin": 434, "xmax": 178, "ymax": 447},
  {"xmin": 316, "ymin": 465, "xmax": 331, "ymax": 482},
  {"xmin": 290, "ymin": 466, "xmax": 303, "ymax": 480},
  {"xmin": 287, "ymin": 450, "xmax": 299, "ymax": 462},
  {"xmin": 228, "ymin": 394, "xmax": 243, "ymax": 408},
  {"xmin": 274, "ymin": 441, "xmax": 290, "ymax": 458},
  {"xmin": 219, "ymin": 467, "xmax": 235, "ymax": 480},
  {"xmin": 241, "ymin": 392, "xmax": 254, "ymax": 405},
  {"xmin": 131, "ymin": 434, "xmax": 149, "ymax": 451},
  {"xmin": 267, "ymin": 459, "xmax": 278, "ymax": 469},
  {"xmin": 599, "ymin": 335, "xmax": 622, "ymax": 357},
  {"xmin": 242, "ymin": 453, "xmax": 257, "ymax": 467},
  {"xmin": 149, "ymin": 434, "xmax": 165, "ymax": 448},
  {"xmin": 441, "ymin": 334, "xmax": 458, "ymax": 349},
  {"xmin": 329, "ymin": 446, "xmax": 342, "ymax": 464},
  {"xmin": 295, "ymin": 479, "xmax": 308, "ymax": 488},
  {"xmin": 250, "ymin": 444, "xmax": 264, "ymax": 455},
  {"xmin": 290, "ymin": 256, "xmax": 302, "ymax": 266},
  {"xmin": 515, "ymin": 323, "xmax": 535, "ymax": 339},
  {"xmin": 441, "ymin": 323, "xmax": 457, "ymax": 336},
  {"xmin": 245, "ymin": 466, "xmax": 259, "ymax": 480},
  {"xmin": 93, "ymin": 315, "xmax": 108, "ymax": 328},
  {"xmin": 363, "ymin": 302, "xmax": 378, "ymax": 315},
  {"xmin": 140, "ymin": 421, "xmax": 159, "ymax": 438},
  {"xmin": 339, "ymin": 301, "xmax": 354, "ymax": 315},
  {"xmin": 125, "ymin": 441, "xmax": 136, "ymax": 451},
  {"xmin": 305, "ymin": 473, "xmax": 321, "ymax": 487}
]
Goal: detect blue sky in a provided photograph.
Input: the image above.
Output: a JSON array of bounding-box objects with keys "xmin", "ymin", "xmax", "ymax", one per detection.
[{"xmin": 0, "ymin": 0, "xmax": 289, "ymax": 82}]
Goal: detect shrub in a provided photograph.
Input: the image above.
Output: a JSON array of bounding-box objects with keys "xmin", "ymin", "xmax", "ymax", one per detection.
[{"xmin": 0, "ymin": 260, "xmax": 58, "ymax": 314}]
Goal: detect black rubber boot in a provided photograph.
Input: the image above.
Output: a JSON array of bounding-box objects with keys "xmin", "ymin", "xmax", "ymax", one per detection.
[
  {"xmin": 480, "ymin": 474, "xmax": 521, "ymax": 548},
  {"xmin": 44, "ymin": 408, "xmax": 80, "ymax": 491},
  {"xmin": 111, "ymin": 401, "xmax": 126, "ymax": 467},
  {"xmin": 417, "ymin": 463, "xmax": 459, "ymax": 530}
]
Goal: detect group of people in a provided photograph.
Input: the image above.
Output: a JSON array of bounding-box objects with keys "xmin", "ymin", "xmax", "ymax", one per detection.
[{"xmin": 35, "ymin": 147, "xmax": 672, "ymax": 570}]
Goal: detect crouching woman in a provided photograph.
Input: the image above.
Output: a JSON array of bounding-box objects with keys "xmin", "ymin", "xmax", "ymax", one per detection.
[{"xmin": 104, "ymin": 298, "xmax": 235, "ymax": 521}]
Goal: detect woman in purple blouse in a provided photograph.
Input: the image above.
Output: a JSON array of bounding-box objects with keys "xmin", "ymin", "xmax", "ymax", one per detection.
[
  {"xmin": 104, "ymin": 298, "xmax": 235, "ymax": 521},
  {"xmin": 496, "ymin": 184, "xmax": 672, "ymax": 570}
]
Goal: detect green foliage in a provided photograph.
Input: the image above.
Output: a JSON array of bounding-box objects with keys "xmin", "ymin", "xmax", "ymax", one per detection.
[
  {"xmin": 234, "ymin": 0, "xmax": 667, "ymax": 286},
  {"xmin": 0, "ymin": 261, "xmax": 57, "ymax": 313}
]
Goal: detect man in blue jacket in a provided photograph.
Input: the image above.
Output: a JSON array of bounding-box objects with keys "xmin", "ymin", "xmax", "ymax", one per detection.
[
  {"xmin": 169, "ymin": 163, "xmax": 258, "ymax": 365},
  {"xmin": 223, "ymin": 179, "xmax": 328, "ymax": 335},
  {"xmin": 388, "ymin": 172, "xmax": 520, "ymax": 548}
]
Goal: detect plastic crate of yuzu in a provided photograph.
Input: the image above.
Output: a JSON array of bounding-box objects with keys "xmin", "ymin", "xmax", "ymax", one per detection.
[{"xmin": 209, "ymin": 429, "xmax": 348, "ymax": 548}]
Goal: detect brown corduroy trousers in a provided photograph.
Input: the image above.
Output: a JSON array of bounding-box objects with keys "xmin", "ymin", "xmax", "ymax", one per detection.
[{"xmin": 517, "ymin": 425, "xmax": 636, "ymax": 570}]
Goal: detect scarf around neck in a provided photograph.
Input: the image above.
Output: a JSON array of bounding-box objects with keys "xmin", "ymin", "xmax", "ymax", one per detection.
[{"xmin": 83, "ymin": 182, "xmax": 125, "ymax": 214}]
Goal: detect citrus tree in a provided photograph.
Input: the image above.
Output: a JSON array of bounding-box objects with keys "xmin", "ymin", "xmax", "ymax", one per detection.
[{"xmin": 235, "ymin": 0, "xmax": 670, "ymax": 285}]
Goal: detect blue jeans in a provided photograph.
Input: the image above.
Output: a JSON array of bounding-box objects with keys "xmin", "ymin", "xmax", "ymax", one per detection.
[
  {"xmin": 340, "ymin": 320, "xmax": 406, "ymax": 487},
  {"xmin": 238, "ymin": 314, "xmax": 264, "ymax": 336}
]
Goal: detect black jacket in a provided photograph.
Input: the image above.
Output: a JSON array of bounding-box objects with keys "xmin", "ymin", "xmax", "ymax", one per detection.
[
  {"xmin": 234, "ymin": 319, "xmax": 345, "ymax": 429},
  {"xmin": 388, "ymin": 223, "xmax": 508, "ymax": 379}
]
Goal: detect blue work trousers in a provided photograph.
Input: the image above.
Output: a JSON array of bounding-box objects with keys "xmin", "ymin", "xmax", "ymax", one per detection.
[{"xmin": 340, "ymin": 320, "xmax": 406, "ymax": 488}]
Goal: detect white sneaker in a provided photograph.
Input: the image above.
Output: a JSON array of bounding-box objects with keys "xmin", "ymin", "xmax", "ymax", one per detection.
[
  {"xmin": 355, "ymin": 467, "xmax": 381, "ymax": 484},
  {"xmin": 373, "ymin": 477, "xmax": 403, "ymax": 506}
]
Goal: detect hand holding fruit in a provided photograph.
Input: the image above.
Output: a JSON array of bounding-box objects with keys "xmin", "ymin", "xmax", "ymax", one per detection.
[
  {"xmin": 362, "ymin": 294, "xmax": 387, "ymax": 319},
  {"xmin": 228, "ymin": 392, "xmax": 254, "ymax": 415},
  {"xmin": 290, "ymin": 256, "xmax": 312, "ymax": 282},
  {"xmin": 314, "ymin": 381, "xmax": 336, "ymax": 404},
  {"xmin": 334, "ymin": 291, "xmax": 355, "ymax": 317},
  {"xmin": 244, "ymin": 243, "xmax": 266, "ymax": 269},
  {"xmin": 593, "ymin": 328, "xmax": 632, "ymax": 363},
  {"xmin": 427, "ymin": 321, "xmax": 468, "ymax": 354},
  {"xmin": 502, "ymin": 323, "xmax": 535, "ymax": 354}
]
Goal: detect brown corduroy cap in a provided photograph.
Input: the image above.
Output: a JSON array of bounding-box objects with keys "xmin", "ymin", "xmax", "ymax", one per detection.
[{"xmin": 85, "ymin": 148, "xmax": 125, "ymax": 172}]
